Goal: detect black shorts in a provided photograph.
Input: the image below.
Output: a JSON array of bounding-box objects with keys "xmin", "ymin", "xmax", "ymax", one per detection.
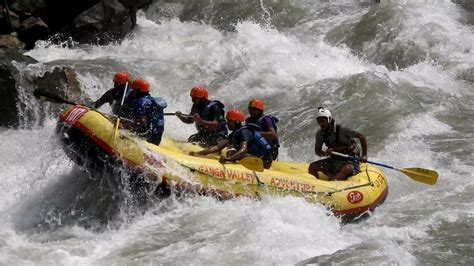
[{"xmin": 319, "ymin": 156, "xmax": 360, "ymax": 176}]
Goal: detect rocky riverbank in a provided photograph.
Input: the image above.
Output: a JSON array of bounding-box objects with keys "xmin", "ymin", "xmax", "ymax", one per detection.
[{"xmin": 0, "ymin": 0, "xmax": 152, "ymax": 128}]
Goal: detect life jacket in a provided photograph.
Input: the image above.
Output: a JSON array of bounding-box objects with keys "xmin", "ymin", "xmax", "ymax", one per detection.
[
  {"xmin": 195, "ymin": 100, "xmax": 228, "ymax": 136},
  {"xmin": 233, "ymin": 125, "xmax": 273, "ymax": 158},
  {"xmin": 133, "ymin": 95, "xmax": 167, "ymax": 136},
  {"xmin": 323, "ymin": 124, "xmax": 359, "ymax": 156},
  {"xmin": 245, "ymin": 114, "xmax": 280, "ymax": 149},
  {"xmin": 148, "ymin": 96, "xmax": 167, "ymax": 132}
]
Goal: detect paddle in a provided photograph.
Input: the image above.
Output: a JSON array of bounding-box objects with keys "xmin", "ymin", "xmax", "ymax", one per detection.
[
  {"xmin": 34, "ymin": 88, "xmax": 81, "ymax": 106},
  {"xmin": 238, "ymin": 157, "xmax": 264, "ymax": 172},
  {"xmin": 163, "ymin": 112, "xmax": 193, "ymax": 118},
  {"xmin": 331, "ymin": 151, "xmax": 438, "ymax": 185},
  {"xmin": 112, "ymin": 82, "xmax": 129, "ymax": 142},
  {"xmin": 190, "ymin": 152, "xmax": 264, "ymax": 172},
  {"xmin": 33, "ymin": 88, "xmax": 135, "ymax": 123}
]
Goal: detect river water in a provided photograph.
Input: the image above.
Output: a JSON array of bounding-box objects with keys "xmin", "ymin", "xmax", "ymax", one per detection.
[{"xmin": 1, "ymin": 0, "xmax": 473, "ymax": 264}]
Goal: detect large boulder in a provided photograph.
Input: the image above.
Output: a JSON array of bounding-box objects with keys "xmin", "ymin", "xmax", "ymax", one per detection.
[
  {"xmin": 34, "ymin": 66, "xmax": 91, "ymax": 115},
  {"xmin": 58, "ymin": 0, "xmax": 152, "ymax": 44},
  {"xmin": 60, "ymin": 0, "xmax": 133, "ymax": 44},
  {"xmin": 0, "ymin": 48, "xmax": 88, "ymax": 128}
]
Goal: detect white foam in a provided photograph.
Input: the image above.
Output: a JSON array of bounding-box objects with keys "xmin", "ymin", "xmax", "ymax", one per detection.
[
  {"xmin": 88, "ymin": 196, "xmax": 358, "ymax": 264},
  {"xmin": 0, "ymin": 126, "xmax": 73, "ymax": 209},
  {"xmin": 389, "ymin": 62, "xmax": 461, "ymax": 96},
  {"xmin": 374, "ymin": 1, "xmax": 473, "ymax": 75}
]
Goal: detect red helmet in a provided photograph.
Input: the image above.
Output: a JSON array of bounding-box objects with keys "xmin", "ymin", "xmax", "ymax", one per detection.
[
  {"xmin": 113, "ymin": 72, "xmax": 130, "ymax": 85},
  {"xmin": 131, "ymin": 79, "xmax": 150, "ymax": 92},
  {"xmin": 226, "ymin": 109, "xmax": 245, "ymax": 123},
  {"xmin": 190, "ymin": 86, "xmax": 208, "ymax": 99},
  {"xmin": 249, "ymin": 98, "xmax": 264, "ymax": 111}
]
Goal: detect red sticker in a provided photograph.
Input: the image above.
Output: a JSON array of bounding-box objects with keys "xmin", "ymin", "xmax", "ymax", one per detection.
[
  {"xmin": 60, "ymin": 106, "xmax": 88, "ymax": 124},
  {"xmin": 347, "ymin": 191, "xmax": 364, "ymax": 204}
]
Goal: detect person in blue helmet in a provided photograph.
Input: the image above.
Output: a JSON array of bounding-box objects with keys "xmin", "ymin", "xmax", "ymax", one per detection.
[
  {"xmin": 245, "ymin": 98, "xmax": 280, "ymax": 160},
  {"xmin": 308, "ymin": 107, "xmax": 368, "ymax": 181},
  {"xmin": 175, "ymin": 86, "xmax": 228, "ymax": 147},
  {"xmin": 122, "ymin": 79, "xmax": 167, "ymax": 145},
  {"xmin": 190, "ymin": 109, "xmax": 274, "ymax": 169}
]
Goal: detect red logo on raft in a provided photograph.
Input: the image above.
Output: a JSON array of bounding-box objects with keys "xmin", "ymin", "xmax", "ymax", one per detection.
[
  {"xmin": 347, "ymin": 191, "xmax": 364, "ymax": 204},
  {"xmin": 60, "ymin": 106, "xmax": 88, "ymax": 125}
]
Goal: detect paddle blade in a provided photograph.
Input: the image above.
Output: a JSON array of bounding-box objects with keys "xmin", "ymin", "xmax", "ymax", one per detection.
[
  {"xmin": 401, "ymin": 167, "xmax": 438, "ymax": 185},
  {"xmin": 239, "ymin": 157, "xmax": 264, "ymax": 172}
]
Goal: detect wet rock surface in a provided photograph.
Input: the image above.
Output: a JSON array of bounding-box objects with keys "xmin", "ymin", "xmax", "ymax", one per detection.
[
  {"xmin": 1, "ymin": 0, "xmax": 153, "ymax": 48},
  {"xmin": 0, "ymin": 48, "xmax": 88, "ymax": 128}
]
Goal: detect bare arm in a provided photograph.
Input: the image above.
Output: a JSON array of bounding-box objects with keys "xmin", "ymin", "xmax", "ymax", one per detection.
[
  {"xmin": 193, "ymin": 113, "xmax": 219, "ymax": 131},
  {"xmin": 225, "ymin": 141, "xmax": 248, "ymax": 162},
  {"xmin": 191, "ymin": 139, "xmax": 229, "ymax": 156},
  {"xmin": 316, "ymin": 148, "xmax": 325, "ymax": 157},
  {"xmin": 92, "ymin": 90, "xmax": 113, "ymax": 109},
  {"xmin": 356, "ymin": 132, "xmax": 368, "ymax": 162},
  {"xmin": 175, "ymin": 111, "xmax": 194, "ymax": 124},
  {"xmin": 260, "ymin": 127, "xmax": 278, "ymax": 140}
]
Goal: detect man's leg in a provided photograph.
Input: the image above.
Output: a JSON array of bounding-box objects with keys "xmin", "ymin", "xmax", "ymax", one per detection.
[
  {"xmin": 332, "ymin": 163, "xmax": 354, "ymax": 180},
  {"xmin": 309, "ymin": 160, "xmax": 328, "ymax": 179}
]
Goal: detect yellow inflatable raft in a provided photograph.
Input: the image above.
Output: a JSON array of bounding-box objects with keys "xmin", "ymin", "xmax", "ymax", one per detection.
[{"xmin": 57, "ymin": 105, "xmax": 389, "ymax": 222}]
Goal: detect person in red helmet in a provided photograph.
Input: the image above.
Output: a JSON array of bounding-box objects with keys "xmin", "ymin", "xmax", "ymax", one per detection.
[
  {"xmin": 190, "ymin": 109, "xmax": 274, "ymax": 169},
  {"xmin": 93, "ymin": 72, "xmax": 131, "ymax": 115},
  {"xmin": 245, "ymin": 98, "xmax": 280, "ymax": 160},
  {"xmin": 175, "ymin": 86, "xmax": 228, "ymax": 147},
  {"xmin": 308, "ymin": 107, "xmax": 368, "ymax": 181},
  {"xmin": 121, "ymin": 79, "xmax": 167, "ymax": 145}
]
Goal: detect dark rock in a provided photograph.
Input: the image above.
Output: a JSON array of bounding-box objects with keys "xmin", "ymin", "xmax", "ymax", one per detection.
[
  {"xmin": 0, "ymin": 46, "xmax": 36, "ymax": 64},
  {"xmin": 34, "ymin": 66, "xmax": 91, "ymax": 113},
  {"xmin": 0, "ymin": 48, "xmax": 90, "ymax": 128},
  {"xmin": 3, "ymin": 0, "xmax": 152, "ymax": 49},
  {"xmin": 0, "ymin": 5, "xmax": 20, "ymax": 33},
  {"xmin": 0, "ymin": 48, "xmax": 37, "ymax": 128},
  {"xmin": 1, "ymin": 2, "xmax": 48, "ymax": 48},
  {"xmin": 42, "ymin": 0, "xmax": 99, "ymax": 31},
  {"xmin": 58, "ymin": 0, "xmax": 151, "ymax": 44},
  {"xmin": 0, "ymin": 33, "xmax": 24, "ymax": 49},
  {"xmin": 119, "ymin": 0, "xmax": 153, "ymax": 27},
  {"xmin": 0, "ymin": 64, "xmax": 20, "ymax": 127},
  {"xmin": 9, "ymin": 0, "xmax": 46, "ymax": 17},
  {"xmin": 47, "ymin": 0, "xmax": 152, "ymax": 45},
  {"xmin": 61, "ymin": 0, "xmax": 133, "ymax": 44},
  {"xmin": 18, "ymin": 16, "xmax": 49, "ymax": 49}
]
